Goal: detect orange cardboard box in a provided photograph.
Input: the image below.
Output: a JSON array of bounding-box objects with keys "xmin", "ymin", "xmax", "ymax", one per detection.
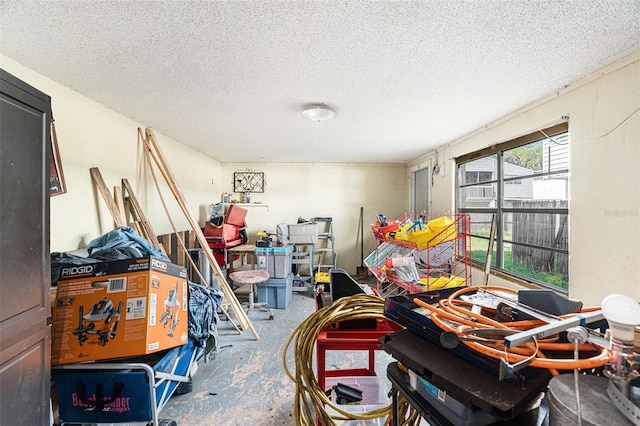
[{"xmin": 51, "ymin": 256, "xmax": 189, "ymax": 365}]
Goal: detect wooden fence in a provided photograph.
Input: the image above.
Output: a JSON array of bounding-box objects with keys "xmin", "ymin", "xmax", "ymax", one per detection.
[{"xmin": 510, "ymin": 200, "xmax": 568, "ymax": 280}]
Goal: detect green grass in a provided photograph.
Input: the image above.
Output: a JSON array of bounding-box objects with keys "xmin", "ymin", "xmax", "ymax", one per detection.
[{"xmin": 469, "ymin": 234, "xmax": 568, "ymax": 290}]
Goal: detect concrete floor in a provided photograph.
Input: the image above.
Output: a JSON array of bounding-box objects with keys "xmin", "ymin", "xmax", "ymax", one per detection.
[{"xmin": 158, "ymin": 288, "xmax": 394, "ymax": 426}]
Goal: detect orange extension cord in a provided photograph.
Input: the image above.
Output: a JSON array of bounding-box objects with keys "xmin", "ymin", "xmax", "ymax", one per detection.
[{"xmin": 413, "ymin": 286, "xmax": 611, "ymax": 375}]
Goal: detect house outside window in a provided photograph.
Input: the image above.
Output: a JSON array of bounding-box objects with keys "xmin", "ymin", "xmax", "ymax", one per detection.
[{"xmin": 456, "ymin": 123, "xmax": 570, "ymax": 291}]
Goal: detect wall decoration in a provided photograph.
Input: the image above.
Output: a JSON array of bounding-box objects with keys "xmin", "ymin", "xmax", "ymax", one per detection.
[
  {"xmin": 232, "ymin": 169, "xmax": 266, "ymax": 193},
  {"xmin": 49, "ymin": 113, "xmax": 66, "ymax": 196}
]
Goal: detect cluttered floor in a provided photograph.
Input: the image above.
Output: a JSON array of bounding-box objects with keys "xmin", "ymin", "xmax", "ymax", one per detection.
[
  {"xmin": 158, "ymin": 287, "xmax": 394, "ymax": 426},
  {"xmin": 52, "ymin": 271, "xmax": 638, "ymax": 426}
]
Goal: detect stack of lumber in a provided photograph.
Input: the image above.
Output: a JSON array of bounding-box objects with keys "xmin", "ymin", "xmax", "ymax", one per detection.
[{"xmin": 89, "ymin": 128, "xmax": 258, "ymax": 340}]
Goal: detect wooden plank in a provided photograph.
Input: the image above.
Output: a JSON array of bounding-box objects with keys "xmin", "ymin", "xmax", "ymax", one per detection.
[
  {"xmin": 90, "ymin": 167, "xmax": 126, "ymax": 228},
  {"xmin": 176, "ymin": 231, "xmax": 186, "ymax": 266},
  {"xmin": 121, "ymin": 178, "xmax": 165, "ymax": 253},
  {"xmin": 175, "ymin": 232, "xmax": 242, "ymax": 334},
  {"xmin": 187, "ymin": 230, "xmax": 196, "ymax": 250},
  {"xmin": 131, "ymin": 220, "xmax": 145, "ymax": 237},
  {"xmin": 158, "ymin": 234, "xmax": 171, "ymax": 259},
  {"xmin": 482, "ymin": 213, "xmax": 497, "ymax": 286},
  {"xmin": 157, "ymin": 232, "xmax": 242, "ymax": 334},
  {"xmin": 141, "ymin": 128, "xmax": 257, "ymax": 338},
  {"xmin": 143, "ymin": 128, "xmax": 254, "ymax": 335},
  {"xmin": 113, "ymin": 186, "xmax": 127, "ymax": 226}
]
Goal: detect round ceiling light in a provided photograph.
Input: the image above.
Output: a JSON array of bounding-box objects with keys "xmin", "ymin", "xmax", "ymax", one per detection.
[{"xmin": 301, "ymin": 104, "xmax": 336, "ymax": 122}]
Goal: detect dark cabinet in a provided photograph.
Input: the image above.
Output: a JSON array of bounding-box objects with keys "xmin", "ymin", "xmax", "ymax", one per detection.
[{"xmin": 0, "ymin": 69, "xmax": 52, "ymax": 425}]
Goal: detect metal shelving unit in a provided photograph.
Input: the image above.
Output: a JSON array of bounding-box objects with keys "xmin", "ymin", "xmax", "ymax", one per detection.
[{"xmin": 365, "ymin": 213, "xmax": 471, "ymax": 297}]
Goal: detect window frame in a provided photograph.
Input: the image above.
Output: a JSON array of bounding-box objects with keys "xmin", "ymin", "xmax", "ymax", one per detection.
[{"xmin": 456, "ymin": 123, "xmax": 569, "ymax": 292}]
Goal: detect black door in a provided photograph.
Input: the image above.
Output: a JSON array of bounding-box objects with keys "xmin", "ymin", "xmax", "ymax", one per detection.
[{"xmin": 0, "ymin": 69, "xmax": 52, "ymax": 425}]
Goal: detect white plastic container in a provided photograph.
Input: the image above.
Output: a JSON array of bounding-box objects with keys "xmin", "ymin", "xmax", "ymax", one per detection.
[{"xmin": 324, "ymin": 376, "xmax": 391, "ymax": 426}]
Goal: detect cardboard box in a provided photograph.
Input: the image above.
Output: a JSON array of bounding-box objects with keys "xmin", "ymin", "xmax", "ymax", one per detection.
[
  {"xmin": 288, "ymin": 223, "xmax": 319, "ymax": 244},
  {"xmin": 51, "ymin": 256, "xmax": 189, "ymax": 365}
]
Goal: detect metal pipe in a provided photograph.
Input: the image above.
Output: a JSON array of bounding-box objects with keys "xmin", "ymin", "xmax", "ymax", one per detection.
[{"xmin": 504, "ymin": 310, "xmax": 604, "ymax": 348}]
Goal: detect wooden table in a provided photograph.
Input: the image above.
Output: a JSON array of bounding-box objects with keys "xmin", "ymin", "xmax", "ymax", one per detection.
[{"xmin": 226, "ymin": 244, "xmax": 257, "ymax": 273}]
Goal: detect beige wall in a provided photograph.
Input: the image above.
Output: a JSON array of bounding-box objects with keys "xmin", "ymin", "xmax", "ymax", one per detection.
[
  {"xmin": 1, "ymin": 56, "xmax": 408, "ymax": 274},
  {"xmin": 4, "ymin": 51, "xmax": 638, "ymax": 303},
  {"xmin": 219, "ymin": 163, "xmax": 408, "ymax": 272},
  {"xmin": 1, "ymin": 56, "xmax": 223, "ymax": 251},
  {"xmin": 409, "ymin": 50, "xmax": 640, "ymax": 306}
]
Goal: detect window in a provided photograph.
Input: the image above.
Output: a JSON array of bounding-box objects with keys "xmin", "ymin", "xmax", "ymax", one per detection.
[
  {"xmin": 465, "ymin": 171, "xmax": 493, "ymax": 184},
  {"xmin": 456, "ymin": 123, "xmax": 569, "ymax": 291}
]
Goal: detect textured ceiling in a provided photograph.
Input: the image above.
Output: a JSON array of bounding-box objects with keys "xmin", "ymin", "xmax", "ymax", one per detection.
[{"xmin": 1, "ymin": 1, "xmax": 639, "ymax": 164}]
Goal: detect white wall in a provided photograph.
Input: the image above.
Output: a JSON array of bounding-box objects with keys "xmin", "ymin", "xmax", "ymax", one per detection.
[{"xmin": 409, "ymin": 51, "xmax": 640, "ymax": 306}]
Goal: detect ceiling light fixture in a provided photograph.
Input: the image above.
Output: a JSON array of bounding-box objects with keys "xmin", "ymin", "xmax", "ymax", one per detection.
[{"xmin": 301, "ymin": 104, "xmax": 336, "ymax": 122}]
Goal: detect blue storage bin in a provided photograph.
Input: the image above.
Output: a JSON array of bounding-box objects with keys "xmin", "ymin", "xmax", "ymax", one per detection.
[{"xmin": 257, "ymin": 272, "xmax": 293, "ymax": 309}]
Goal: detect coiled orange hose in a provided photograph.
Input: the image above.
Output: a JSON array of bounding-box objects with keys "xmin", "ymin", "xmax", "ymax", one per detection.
[{"xmin": 413, "ymin": 286, "xmax": 611, "ymax": 374}]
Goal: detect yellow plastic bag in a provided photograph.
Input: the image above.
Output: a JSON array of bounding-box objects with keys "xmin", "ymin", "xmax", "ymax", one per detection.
[
  {"xmin": 418, "ymin": 275, "xmax": 466, "ymax": 290},
  {"xmin": 407, "ymin": 216, "xmax": 456, "ymax": 249},
  {"xmin": 427, "ymin": 216, "xmax": 455, "ymax": 234},
  {"xmin": 391, "ymin": 222, "xmax": 415, "ymax": 242},
  {"xmin": 406, "ymin": 228, "xmax": 436, "ymax": 249}
]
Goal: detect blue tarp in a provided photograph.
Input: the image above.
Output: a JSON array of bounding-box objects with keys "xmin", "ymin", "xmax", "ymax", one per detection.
[{"xmin": 86, "ymin": 226, "xmax": 169, "ymax": 259}]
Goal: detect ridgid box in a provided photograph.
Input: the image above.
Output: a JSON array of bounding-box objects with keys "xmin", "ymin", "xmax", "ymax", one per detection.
[{"xmin": 51, "ymin": 256, "xmax": 189, "ymax": 366}]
